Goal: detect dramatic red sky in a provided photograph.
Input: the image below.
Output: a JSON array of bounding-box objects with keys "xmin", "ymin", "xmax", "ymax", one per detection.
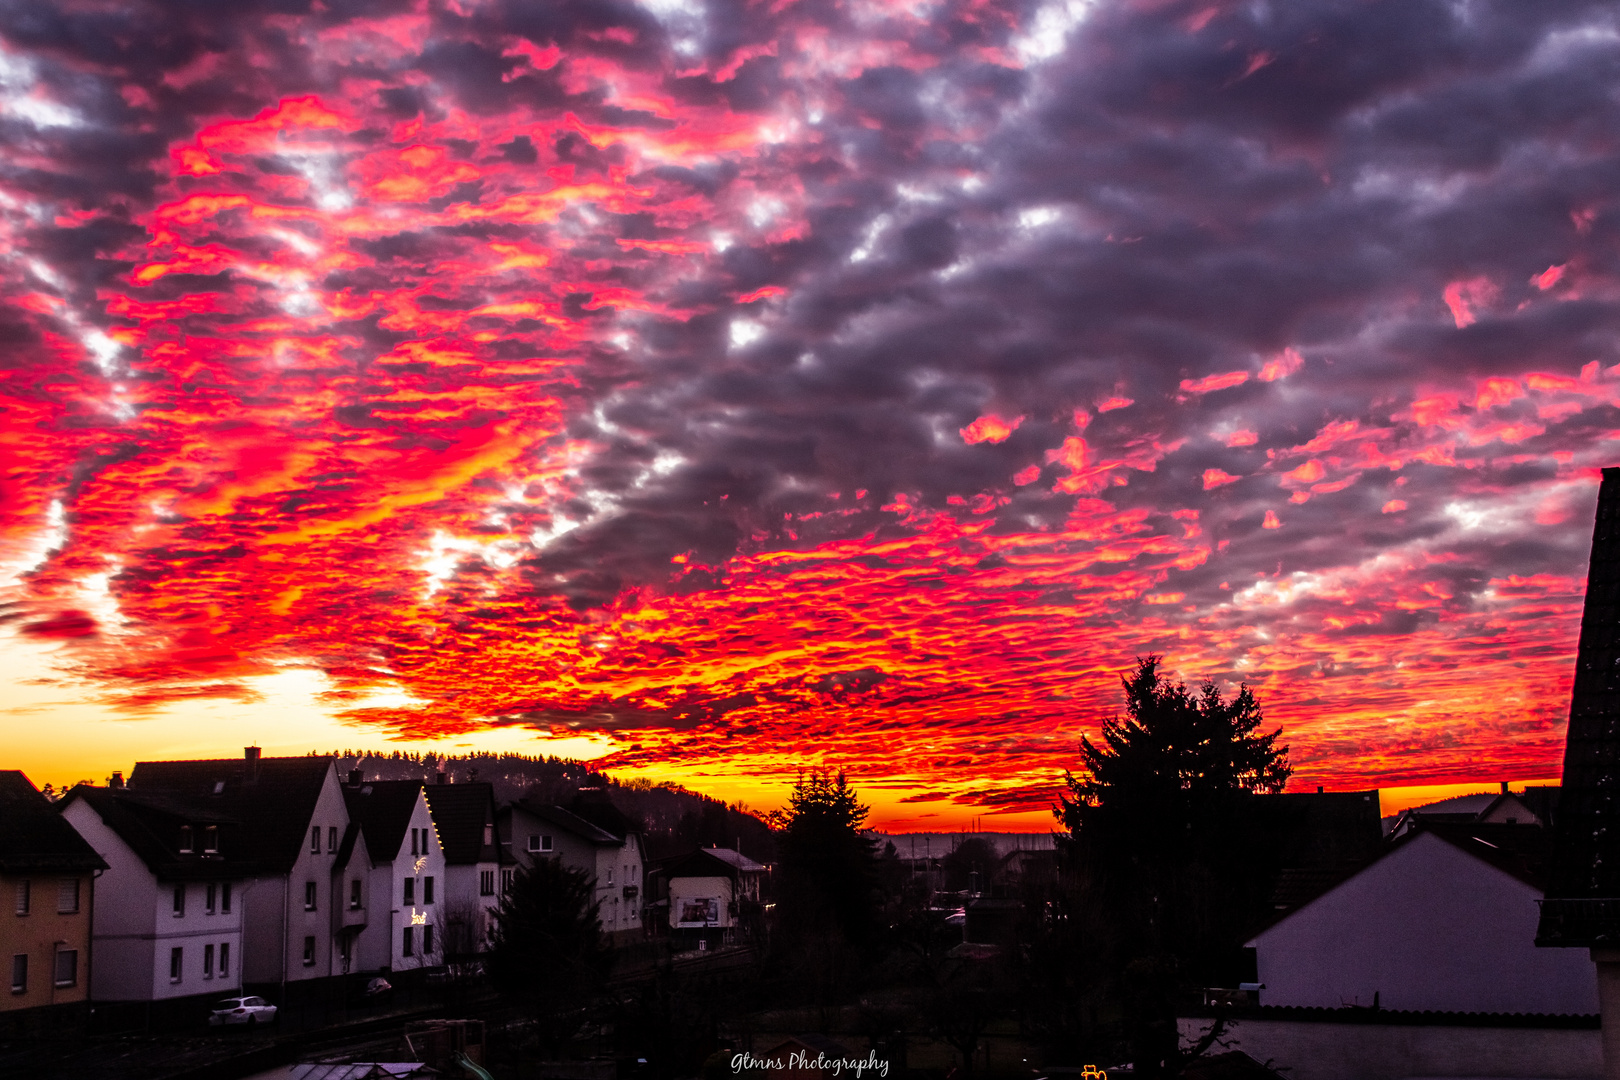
[{"xmin": 1, "ymin": 0, "xmax": 1614, "ymax": 827}]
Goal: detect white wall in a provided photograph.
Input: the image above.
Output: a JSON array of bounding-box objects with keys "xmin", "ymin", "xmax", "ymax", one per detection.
[
  {"xmin": 282, "ymin": 764, "xmax": 352, "ymax": 982},
  {"xmin": 1177, "ymin": 1016, "xmax": 1601, "ymax": 1080},
  {"xmin": 1250, "ymin": 831, "xmax": 1599, "ymax": 1014},
  {"xmin": 60, "ymin": 800, "xmax": 243, "ymax": 1002},
  {"xmin": 669, "ymin": 874, "xmax": 735, "ymax": 929},
  {"xmin": 362, "ymin": 789, "xmax": 446, "ymax": 973}
]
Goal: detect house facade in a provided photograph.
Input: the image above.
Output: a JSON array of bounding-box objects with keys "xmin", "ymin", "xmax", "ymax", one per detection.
[
  {"xmin": 343, "ymin": 778, "xmax": 447, "ymax": 974},
  {"xmin": 58, "ymin": 783, "xmax": 250, "ymax": 1007},
  {"xmin": 497, "ymin": 799, "xmax": 645, "ymax": 943},
  {"xmin": 419, "ymin": 779, "xmax": 502, "ymax": 956},
  {"xmin": 0, "ymin": 771, "xmax": 105, "ymax": 1034},
  {"xmin": 659, "ymin": 847, "xmax": 764, "ymax": 948},
  {"xmin": 127, "ymin": 749, "xmax": 357, "ymax": 997},
  {"xmin": 1250, "ymin": 826, "xmax": 1596, "ymax": 1014}
]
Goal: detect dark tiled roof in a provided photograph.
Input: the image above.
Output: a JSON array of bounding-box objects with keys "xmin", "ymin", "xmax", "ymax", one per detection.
[
  {"xmin": 421, "ymin": 783, "xmax": 498, "ymax": 866},
  {"xmin": 660, "ymin": 847, "xmax": 762, "ymax": 880},
  {"xmin": 60, "ymin": 786, "xmax": 253, "ymax": 880},
  {"xmin": 343, "ymin": 780, "xmax": 424, "ymax": 864},
  {"xmin": 567, "ymin": 793, "xmax": 638, "ymax": 842},
  {"xmin": 129, "ymin": 756, "xmax": 334, "ymax": 873},
  {"xmin": 0, "ymin": 771, "xmax": 106, "ymax": 873},
  {"xmin": 511, "ymin": 801, "xmax": 620, "ymax": 845}
]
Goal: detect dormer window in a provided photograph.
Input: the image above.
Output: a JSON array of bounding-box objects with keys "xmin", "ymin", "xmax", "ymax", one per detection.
[
  {"xmin": 179, "ymin": 827, "xmax": 194, "ymax": 854},
  {"xmin": 203, "ymin": 826, "xmax": 219, "ymax": 854}
]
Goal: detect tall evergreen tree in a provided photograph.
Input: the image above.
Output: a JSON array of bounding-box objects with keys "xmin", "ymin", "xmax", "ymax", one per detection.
[
  {"xmin": 486, "ymin": 857, "xmax": 612, "ymax": 1054},
  {"xmin": 1056, "ymin": 656, "xmax": 1291, "ymax": 1076}
]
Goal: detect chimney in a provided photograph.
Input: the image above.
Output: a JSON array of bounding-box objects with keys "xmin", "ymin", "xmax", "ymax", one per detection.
[
  {"xmin": 244, "ymin": 746, "xmax": 261, "ymax": 782},
  {"xmin": 1317, "ymin": 785, "xmax": 1324, "ymax": 794},
  {"xmin": 349, "ymin": 769, "xmax": 363, "ymax": 786},
  {"xmin": 108, "ymin": 771, "xmax": 123, "ymax": 789},
  {"xmin": 1501, "ymin": 781, "xmax": 1510, "ymax": 795},
  {"xmin": 435, "ymin": 770, "xmax": 447, "ymax": 785}
]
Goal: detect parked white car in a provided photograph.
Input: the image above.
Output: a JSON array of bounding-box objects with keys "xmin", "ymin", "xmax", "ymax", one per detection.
[{"xmin": 209, "ymin": 996, "xmax": 278, "ymax": 1026}]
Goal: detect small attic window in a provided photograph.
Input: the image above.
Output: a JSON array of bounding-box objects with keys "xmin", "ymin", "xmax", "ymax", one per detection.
[
  {"xmin": 203, "ymin": 826, "xmax": 219, "ymax": 853},
  {"xmin": 213, "ymin": 781, "xmax": 225, "ymax": 795},
  {"xmin": 484, "ymin": 824, "xmax": 493, "ymax": 846},
  {"xmin": 179, "ymin": 826, "xmax": 194, "ymax": 853}
]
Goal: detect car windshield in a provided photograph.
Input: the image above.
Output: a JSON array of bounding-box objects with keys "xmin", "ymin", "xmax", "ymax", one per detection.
[
  {"xmin": 213, "ymin": 1000, "xmax": 242, "ymax": 1010},
  {"xmin": 245, "ymin": 997, "xmax": 266, "ymax": 1006}
]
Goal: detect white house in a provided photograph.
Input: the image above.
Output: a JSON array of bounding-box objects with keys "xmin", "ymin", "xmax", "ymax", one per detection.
[
  {"xmin": 343, "ymin": 779, "xmax": 447, "ymax": 973},
  {"xmin": 497, "ymin": 798, "xmax": 644, "ymax": 944},
  {"xmin": 660, "ymin": 847, "xmax": 765, "ymax": 948},
  {"xmin": 59, "ymin": 784, "xmax": 249, "ymax": 1006},
  {"xmin": 127, "ymin": 750, "xmax": 358, "ymax": 997},
  {"xmin": 418, "ymin": 779, "xmax": 503, "ymax": 955},
  {"xmin": 1249, "ymin": 824, "xmax": 1596, "ymax": 1014}
]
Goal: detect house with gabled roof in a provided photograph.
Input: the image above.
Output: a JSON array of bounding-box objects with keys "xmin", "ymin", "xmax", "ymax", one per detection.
[
  {"xmin": 418, "ymin": 777, "xmax": 502, "ymax": 957},
  {"xmin": 342, "ymin": 776, "xmax": 445, "ymax": 975},
  {"xmin": 654, "ymin": 846, "xmax": 765, "ymax": 949},
  {"xmin": 127, "ymin": 748, "xmax": 356, "ymax": 997},
  {"xmin": 496, "ymin": 795, "xmax": 645, "ymax": 944},
  {"xmin": 59, "ymin": 780, "xmax": 253, "ymax": 1011},
  {"xmin": 0, "ymin": 771, "xmax": 105, "ymax": 1034},
  {"xmin": 1181, "ymin": 818, "xmax": 1602, "ymax": 1079}
]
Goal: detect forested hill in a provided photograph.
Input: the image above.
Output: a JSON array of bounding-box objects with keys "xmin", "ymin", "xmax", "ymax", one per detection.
[{"xmin": 316, "ymin": 750, "xmax": 776, "ymax": 862}]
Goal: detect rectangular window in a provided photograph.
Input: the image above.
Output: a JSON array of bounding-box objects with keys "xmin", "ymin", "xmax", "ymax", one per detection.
[
  {"xmin": 527, "ymin": 834, "xmax": 539, "ymax": 853},
  {"xmin": 54, "ymin": 950, "xmax": 77, "ymax": 989},
  {"xmin": 204, "ymin": 825, "xmax": 218, "ymax": 853},
  {"xmin": 179, "ymin": 826, "xmax": 194, "ymax": 853},
  {"xmin": 328, "ymin": 826, "xmax": 338, "ymax": 853},
  {"xmin": 203, "ymin": 943, "xmax": 214, "ymax": 978},
  {"xmin": 350, "ymin": 879, "xmax": 362, "ymax": 910},
  {"xmin": 500, "ymin": 869, "xmax": 514, "ymax": 893},
  {"xmin": 403, "ymin": 878, "xmax": 414, "ymax": 905},
  {"xmin": 483, "ymin": 823, "xmax": 493, "ymax": 846},
  {"xmin": 542, "ymin": 834, "xmax": 552, "ymax": 852},
  {"xmin": 14, "ymin": 880, "xmax": 29, "ymax": 916},
  {"xmin": 219, "ymin": 942, "xmax": 229, "ymax": 976},
  {"xmin": 169, "ymin": 947, "xmax": 183, "ymax": 983},
  {"xmin": 205, "ymin": 884, "xmax": 217, "ymax": 914},
  {"xmin": 606, "ymin": 868, "xmax": 613, "ymax": 886},
  {"xmin": 423, "ymin": 925, "xmax": 433, "ymax": 954},
  {"xmin": 10, "ymin": 954, "xmax": 24, "ymax": 994},
  {"xmin": 339, "ymin": 934, "xmax": 351, "ymax": 962},
  {"xmin": 221, "ymin": 882, "xmax": 232, "ymax": 914},
  {"xmin": 411, "ymin": 829, "xmax": 419, "ymax": 856},
  {"xmin": 479, "ymin": 870, "xmax": 494, "ymax": 896},
  {"xmin": 311, "ymin": 826, "xmax": 321, "ymax": 854},
  {"xmin": 302, "ymin": 936, "xmax": 315, "ymax": 966},
  {"xmin": 402, "ymin": 926, "xmax": 414, "ymax": 957},
  {"xmin": 173, "ymin": 885, "xmax": 185, "ymax": 917},
  {"xmin": 57, "ymin": 879, "xmax": 79, "ymax": 914},
  {"xmin": 423, "ymin": 876, "xmax": 434, "ymax": 905},
  {"xmin": 304, "ymin": 881, "xmax": 317, "ymax": 911}
]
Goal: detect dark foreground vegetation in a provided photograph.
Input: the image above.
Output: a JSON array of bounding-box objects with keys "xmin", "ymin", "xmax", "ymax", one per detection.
[{"xmin": 481, "ymin": 656, "xmax": 1308, "ymax": 1078}]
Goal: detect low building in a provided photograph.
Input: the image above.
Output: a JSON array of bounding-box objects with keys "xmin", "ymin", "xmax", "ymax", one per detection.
[
  {"xmin": 657, "ymin": 847, "xmax": 765, "ymax": 949},
  {"xmin": 1183, "ymin": 819, "xmax": 1601, "ymax": 1079},
  {"xmin": 58, "ymin": 782, "xmax": 253, "ymax": 1017},
  {"xmin": 0, "ymin": 771, "xmax": 105, "ymax": 1035}
]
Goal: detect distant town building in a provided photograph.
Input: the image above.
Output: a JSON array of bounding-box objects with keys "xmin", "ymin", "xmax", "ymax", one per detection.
[{"xmin": 0, "ymin": 771, "xmax": 105, "ymax": 1034}]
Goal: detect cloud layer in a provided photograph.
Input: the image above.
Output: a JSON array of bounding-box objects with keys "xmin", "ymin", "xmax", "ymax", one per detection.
[{"xmin": 3, "ymin": 0, "xmax": 1618, "ymax": 815}]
